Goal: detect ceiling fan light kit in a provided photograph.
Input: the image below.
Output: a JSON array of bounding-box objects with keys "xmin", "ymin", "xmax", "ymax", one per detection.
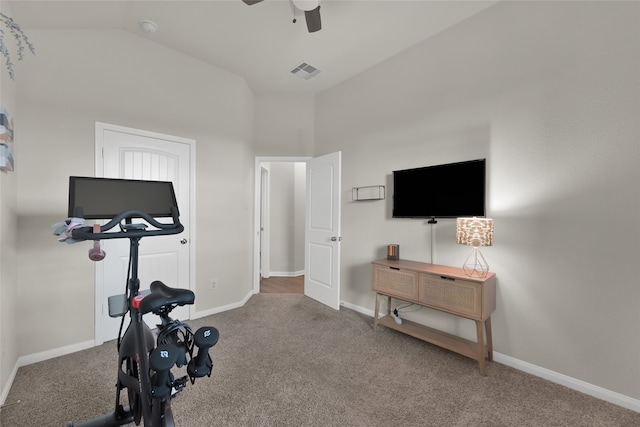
[
  {"xmin": 242, "ymin": 0, "xmax": 322, "ymax": 33},
  {"xmin": 292, "ymin": 0, "xmax": 319, "ymax": 11}
]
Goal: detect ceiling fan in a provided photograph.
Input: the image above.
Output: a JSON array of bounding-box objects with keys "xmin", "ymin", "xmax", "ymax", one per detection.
[{"xmin": 242, "ymin": 0, "xmax": 322, "ymax": 33}]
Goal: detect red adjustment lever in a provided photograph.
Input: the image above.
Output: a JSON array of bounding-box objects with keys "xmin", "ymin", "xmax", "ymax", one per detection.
[{"xmin": 132, "ymin": 294, "xmax": 145, "ymax": 309}]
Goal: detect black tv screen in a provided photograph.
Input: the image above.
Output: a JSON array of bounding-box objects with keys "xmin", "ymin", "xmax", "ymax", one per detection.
[
  {"xmin": 392, "ymin": 159, "xmax": 486, "ymax": 219},
  {"xmin": 68, "ymin": 176, "xmax": 178, "ymax": 219}
]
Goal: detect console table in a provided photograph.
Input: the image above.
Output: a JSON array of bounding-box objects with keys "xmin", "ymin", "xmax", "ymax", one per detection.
[{"xmin": 372, "ymin": 259, "xmax": 496, "ymax": 375}]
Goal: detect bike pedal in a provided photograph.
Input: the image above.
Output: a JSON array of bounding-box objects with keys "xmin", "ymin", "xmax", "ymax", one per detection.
[{"xmin": 171, "ymin": 375, "xmax": 188, "ymax": 397}]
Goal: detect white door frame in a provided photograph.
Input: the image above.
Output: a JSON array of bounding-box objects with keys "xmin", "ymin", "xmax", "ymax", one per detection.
[
  {"xmin": 94, "ymin": 122, "xmax": 196, "ymax": 345},
  {"xmin": 260, "ymin": 165, "xmax": 270, "ymax": 279},
  {"xmin": 253, "ymin": 156, "xmax": 311, "ymax": 294}
]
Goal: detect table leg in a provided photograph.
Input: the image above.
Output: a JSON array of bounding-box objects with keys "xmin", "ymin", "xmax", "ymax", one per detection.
[
  {"xmin": 374, "ymin": 293, "xmax": 381, "ymax": 329},
  {"xmin": 475, "ymin": 320, "xmax": 486, "ymax": 376},
  {"xmin": 485, "ymin": 316, "xmax": 493, "ymax": 361}
]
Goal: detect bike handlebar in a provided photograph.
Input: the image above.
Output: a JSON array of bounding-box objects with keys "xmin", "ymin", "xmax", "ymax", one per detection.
[{"xmin": 71, "ymin": 207, "xmax": 183, "ymax": 241}]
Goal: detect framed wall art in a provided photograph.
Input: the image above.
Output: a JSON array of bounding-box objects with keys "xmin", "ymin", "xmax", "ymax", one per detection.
[{"xmin": 0, "ymin": 107, "xmax": 15, "ymax": 172}]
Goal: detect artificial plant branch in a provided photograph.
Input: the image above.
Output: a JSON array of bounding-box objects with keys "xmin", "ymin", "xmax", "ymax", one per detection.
[{"xmin": 0, "ymin": 12, "xmax": 35, "ymax": 80}]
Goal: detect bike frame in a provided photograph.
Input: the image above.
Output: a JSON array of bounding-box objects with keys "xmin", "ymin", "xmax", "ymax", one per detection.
[
  {"xmin": 70, "ymin": 209, "xmax": 184, "ymax": 427},
  {"xmin": 120, "ymin": 235, "xmax": 163, "ymax": 426}
]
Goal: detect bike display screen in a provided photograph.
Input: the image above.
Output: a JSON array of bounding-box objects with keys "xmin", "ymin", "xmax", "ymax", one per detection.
[{"xmin": 68, "ymin": 176, "xmax": 179, "ymax": 219}]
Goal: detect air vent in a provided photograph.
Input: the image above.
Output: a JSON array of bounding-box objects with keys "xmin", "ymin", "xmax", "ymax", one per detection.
[{"xmin": 290, "ymin": 62, "xmax": 321, "ymax": 80}]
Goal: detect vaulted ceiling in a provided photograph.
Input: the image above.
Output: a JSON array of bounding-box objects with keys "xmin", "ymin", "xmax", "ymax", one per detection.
[{"xmin": 8, "ymin": 0, "xmax": 498, "ymax": 95}]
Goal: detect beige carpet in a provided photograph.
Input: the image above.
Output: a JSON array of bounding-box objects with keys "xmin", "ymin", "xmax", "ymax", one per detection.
[{"xmin": 2, "ymin": 294, "xmax": 639, "ymax": 426}]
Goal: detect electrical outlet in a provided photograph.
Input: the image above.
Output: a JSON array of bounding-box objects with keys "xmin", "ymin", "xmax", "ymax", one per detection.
[{"xmin": 210, "ymin": 279, "xmax": 217, "ymax": 289}]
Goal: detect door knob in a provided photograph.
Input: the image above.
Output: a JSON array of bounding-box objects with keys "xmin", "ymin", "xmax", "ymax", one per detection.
[
  {"xmin": 180, "ymin": 239, "xmax": 188, "ymax": 244},
  {"xmin": 330, "ymin": 237, "xmax": 342, "ymax": 242}
]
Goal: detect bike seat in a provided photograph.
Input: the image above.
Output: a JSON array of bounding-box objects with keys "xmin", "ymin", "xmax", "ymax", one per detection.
[{"xmin": 138, "ymin": 280, "xmax": 195, "ymax": 315}]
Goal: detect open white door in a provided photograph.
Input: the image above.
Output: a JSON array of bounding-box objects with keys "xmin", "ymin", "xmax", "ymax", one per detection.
[{"xmin": 304, "ymin": 152, "xmax": 341, "ymax": 310}]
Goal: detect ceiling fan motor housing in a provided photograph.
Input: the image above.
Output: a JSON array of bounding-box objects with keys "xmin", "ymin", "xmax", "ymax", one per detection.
[{"xmin": 243, "ymin": 0, "xmax": 322, "ymax": 33}]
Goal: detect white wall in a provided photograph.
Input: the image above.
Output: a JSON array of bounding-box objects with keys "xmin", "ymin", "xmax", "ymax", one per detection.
[
  {"xmin": 268, "ymin": 162, "xmax": 306, "ymax": 275},
  {"xmin": 293, "ymin": 162, "xmax": 306, "ymax": 270},
  {"xmin": 316, "ymin": 1, "xmax": 640, "ymax": 400},
  {"xmin": 0, "ymin": 0, "xmax": 19, "ymax": 400},
  {"xmin": 12, "ymin": 29, "xmax": 255, "ymax": 355},
  {"xmin": 254, "ymin": 94, "xmax": 315, "ymax": 157},
  {"xmin": 269, "ymin": 162, "xmax": 296, "ymax": 273}
]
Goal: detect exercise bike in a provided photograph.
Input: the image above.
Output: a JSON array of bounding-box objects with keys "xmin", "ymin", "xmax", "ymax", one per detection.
[{"xmin": 60, "ymin": 177, "xmax": 219, "ymax": 427}]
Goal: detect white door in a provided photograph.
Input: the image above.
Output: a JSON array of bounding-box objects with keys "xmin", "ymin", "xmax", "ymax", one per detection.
[
  {"xmin": 304, "ymin": 152, "xmax": 341, "ymax": 310},
  {"xmin": 95, "ymin": 123, "xmax": 194, "ymax": 344}
]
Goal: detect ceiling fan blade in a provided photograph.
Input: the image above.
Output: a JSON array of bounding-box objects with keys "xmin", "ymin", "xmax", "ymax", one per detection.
[
  {"xmin": 242, "ymin": 0, "xmax": 264, "ymax": 5},
  {"xmin": 304, "ymin": 5, "xmax": 321, "ymax": 32}
]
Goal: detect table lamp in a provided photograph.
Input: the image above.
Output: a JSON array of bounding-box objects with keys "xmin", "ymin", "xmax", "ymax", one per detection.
[{"xmin": 456, "ymin": 217, "xmax": 493, "ymax": 277}]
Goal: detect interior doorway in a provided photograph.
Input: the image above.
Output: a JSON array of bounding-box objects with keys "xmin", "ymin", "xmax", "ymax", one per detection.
[
  {"xmin": 254, "ymin": 153, "xmax": 342, "ymax": 309},
  {"xmin": 253, "ymin": 157, "xmax": 309, "ymax": 293},
  {"xmin": 255, "ymin": 157, "xmax": 309, "ymax": 294}
]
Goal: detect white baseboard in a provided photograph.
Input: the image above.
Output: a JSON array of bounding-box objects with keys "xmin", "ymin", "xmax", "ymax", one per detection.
[
  {"xmin": 16, "ymin": 340, "xmax": 95, "ymax": 368},
  {"xmin": 492, "ymin": 352, "xmax": 640, "ymax": 413},
  {"xmin": 1, "ymin": 339, "xmax": 95, "ymax": 405},
  {"xmin": 0, "ymin": 290, "xmax": 257, "ymax": 406},
  {"xmin": 191, "ymin": 290, "xmax": 254, "ymax": 320},
  {"xmin": 341, "ymin": 300, "xmax": 640, "ymax": 413},
  {"xmin": 341, "ymin": 300, "xmax": 374, "ymax": 317},
  {"xmin": 0, "ymin": 362, "xmax": 18, "ymax": 405},
  {"xmin": 268, "ymin": 270, "xmax": 304, "ymax": 278}
]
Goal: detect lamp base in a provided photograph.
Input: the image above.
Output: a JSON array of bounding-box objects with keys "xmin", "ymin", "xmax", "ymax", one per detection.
[{"xmin": 462, "ymin": 247, "xmax": 489, "ymax": 278}]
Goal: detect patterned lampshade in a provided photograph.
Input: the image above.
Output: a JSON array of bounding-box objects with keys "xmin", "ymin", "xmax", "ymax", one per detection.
[{"xmin": 456, "ymin": 217, "xmax": 493, "ymax": 247}]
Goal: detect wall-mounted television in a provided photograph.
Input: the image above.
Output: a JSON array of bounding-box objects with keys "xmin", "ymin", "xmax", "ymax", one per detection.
[{"xmin": 392, "ymin": 159, "xmax": 486, "ymax": 219}]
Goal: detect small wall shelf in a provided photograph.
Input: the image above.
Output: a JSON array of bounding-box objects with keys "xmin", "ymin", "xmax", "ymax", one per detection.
[{"xmin": 352, "ymin": 185, "xmax": 385, "ymax": 201}]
